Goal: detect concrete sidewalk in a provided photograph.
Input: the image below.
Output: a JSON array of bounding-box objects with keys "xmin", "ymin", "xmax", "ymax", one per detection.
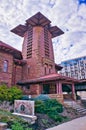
[{"xmin": 46, "ymin": 116, "xmax": 86, "ymax": 130}]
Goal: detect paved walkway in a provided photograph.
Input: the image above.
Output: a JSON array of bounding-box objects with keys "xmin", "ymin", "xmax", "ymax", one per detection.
[{"xmin": 46, "ymin": 116, "xmax": 86, "ymax": 130}]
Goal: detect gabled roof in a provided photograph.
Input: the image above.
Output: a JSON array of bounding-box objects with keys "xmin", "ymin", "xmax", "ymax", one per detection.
[{"xmin": 0, "ymin": 41, "xmax": 22, "ymax": 60}]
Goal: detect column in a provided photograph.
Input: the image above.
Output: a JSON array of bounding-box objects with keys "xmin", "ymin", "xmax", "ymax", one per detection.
[
  {"xmin": 56, "ymin": 82, "xmax": 62, "ymax": 94},
  {"xmin": 72, "ymin": 83, "xmax": 76, "ymax": 100},
  {"xmin": 56, "ymin": 81, "xmax": 63, "ymax": 103}
]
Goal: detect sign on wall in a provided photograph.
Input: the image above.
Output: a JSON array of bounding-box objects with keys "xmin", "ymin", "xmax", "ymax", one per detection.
[{"xmin": 14, "ymin": 100, "xmax": 34, "ymax": 115}]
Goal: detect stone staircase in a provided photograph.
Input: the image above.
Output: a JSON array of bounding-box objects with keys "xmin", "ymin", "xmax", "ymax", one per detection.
[{"xmin": 64, "ymin": 100, "xmax": 86, "ymax": 115}]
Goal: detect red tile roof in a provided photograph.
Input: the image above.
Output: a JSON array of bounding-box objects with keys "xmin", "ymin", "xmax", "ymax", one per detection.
[{"xmin": 17, "ymin": 73, "xmax": 79, "ymax": 85}]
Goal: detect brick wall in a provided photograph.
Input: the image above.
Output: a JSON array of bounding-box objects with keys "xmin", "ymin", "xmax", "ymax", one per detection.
[
  {"xmin": 0, "ymin": 51, "xmax": 13, "ymax": 86},
  {"xmin": 0, "ymin": 51, "xmax": 23, "ymax": 87},
  {"xmin": 12, "ymin": 64, "xmax": 23, "ymax": 85}
]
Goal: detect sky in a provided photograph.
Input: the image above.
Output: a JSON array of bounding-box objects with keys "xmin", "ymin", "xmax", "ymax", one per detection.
[{"xmin": 0, "ymin": 0, "xmax": 86, "ymax": 63}]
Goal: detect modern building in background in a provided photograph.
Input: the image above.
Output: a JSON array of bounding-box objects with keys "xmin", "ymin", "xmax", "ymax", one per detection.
[
  {"xmin": 60, "ymin": 56, "xmax": 86, "ymax": 80},
  {"xmin": 60, "ymin": 57, "xmax": 86, "ymax": 97}
]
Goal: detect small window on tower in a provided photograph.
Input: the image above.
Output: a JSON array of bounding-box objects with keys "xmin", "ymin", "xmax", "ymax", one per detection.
[
  {"xmin": 45, "ymin": 67, "xmax": 47, "ymax": 75},
  {"xmin": 49, "ymin": 68, "xmax": 51, "ymax": 74},
  {"xmin": 49, "ymin": 65, "xmax": 52, "ymax": 74},
  {"xmin": 3, "ymin": 60, "xmax": 8, "ymax": 72}
]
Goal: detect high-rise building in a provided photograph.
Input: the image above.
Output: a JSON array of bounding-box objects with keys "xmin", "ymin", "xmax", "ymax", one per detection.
[{"xmin": 60, "ymin": 56, "xmax": 86, "ymax": 80}]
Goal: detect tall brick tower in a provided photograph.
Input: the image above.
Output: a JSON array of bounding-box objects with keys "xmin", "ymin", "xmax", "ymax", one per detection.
[
  {"xmin": 11, "ymin": 12, "xmax": 77, "ymax": 101},
  {"xmin": 11, "ymin": 12, "xmax": 64, "ymax": 80}
]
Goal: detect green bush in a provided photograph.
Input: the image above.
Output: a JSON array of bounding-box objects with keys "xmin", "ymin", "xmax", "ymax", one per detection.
[
  {"xmin": 22, "ymin": 95, "xmax": 29, "ymax": 100},
  {"xmin": 21, "ymin": 95, "xmax": 34, "ymax": 100},
  {"xmin": 34, "ymin": 94, "xmax": 50, "ymax": 101},
  {"xmin": 44, "ymin": 99, "xmax": 63, "ymax": 113},
  {"xmin": 11, "ymin": 121, "xmax": 24, "ymax": 130},
  {"xmin": 0, "ymin": 109, "xmax": 32, "ymax": 130},
  {"xmin": 11, "ymin": 121, "xmax": 32, "ymax": 130},
  {"xmin": 48, "ymin": 114, "xmax": 63, "ymax": 122},
  {"xmin": 8, "ymin": 86, "xmax": 23, "ymax": 102},
  {"xmin": 0, "ymin": 84, "xmax": 8, "ymax": 101},
  {"xmin": 35, "ymin": 99, "xmax": 63, "ymax": 122},
  {"xmin": 35, "ymin": 100, "xmax": 45, "ymax": 113},
  {"xmin": 0, "ymin": 84, "xmax": 23, "ymax": 102}
]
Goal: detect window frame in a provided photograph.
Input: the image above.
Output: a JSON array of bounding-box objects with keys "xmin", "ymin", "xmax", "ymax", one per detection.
[{"xmin": 3, "ymin": 60, "xmax": 8, "ymax": 73}]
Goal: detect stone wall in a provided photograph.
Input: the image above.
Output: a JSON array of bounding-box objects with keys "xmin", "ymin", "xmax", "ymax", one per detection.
[{"xmin": 48, "ymin": 94, "xmax": 64, "ymax": 103}]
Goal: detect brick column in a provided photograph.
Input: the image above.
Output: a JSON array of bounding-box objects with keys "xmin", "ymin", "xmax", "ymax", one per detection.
[
  {"xmin": 56, "ymin": 82, "xmax": 62, "ymax": 94},
  {"xmin": 72, "ymin": 83, "xmax": 76, "ymax": 100}
]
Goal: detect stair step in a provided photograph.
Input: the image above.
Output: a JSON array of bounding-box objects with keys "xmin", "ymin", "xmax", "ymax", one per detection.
[
  {"xmin": 82, "ymin": 111, "xmax": 86, "ymax": 114},
  {"xmin": 77, "ymin": 108, "xmax": 86, "ymax": 110},
  {"xmin": 77, "ymin": 109, "xmax": 86, "ymax": 112},
  {"xmin": 64, "ymin": 101, "xmax": 86, "ymax": 115}
]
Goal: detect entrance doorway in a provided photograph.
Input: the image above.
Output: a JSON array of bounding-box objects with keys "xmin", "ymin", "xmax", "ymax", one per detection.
[
  {"xmin": 43, "ymin": 84, "xmax": 50, "ymax": 94},
  {"xmin": 62, "ymin": 84, "xmax": 73, "ymax": 100}
]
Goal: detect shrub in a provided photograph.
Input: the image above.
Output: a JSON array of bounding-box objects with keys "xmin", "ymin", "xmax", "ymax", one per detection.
[
  {"xmin": 34, "ymin": 94, "xmax": 50, "ymax": 101},
  {"xmin": 11, "ymin": 121, "xmax": 24, "ymax": 130},
  {"xmin": 44, "ymin": 99, "xmax": 63, "ymax": 110},
  {"xmin": 22, "ymin": 95, "xmax": 30, "ymax": 100},
  {"xmin": 11, "ymin": 121, "xmax": 32, "ymax": 130},
  {"xmin": 0, "ymin": 84, "xmax": 23, "ymax": 102},
  {"xmin": 21, "ymin": 95, "xmax": 34, "ymax": 100},
  {"xmin": 48, "ymin": 114, "xmax": 63, "ymax": 122},
  {"xmin": 8, "ymin": 86, "xmax": 23, "ymax": 102},
  {"xmin": 35, "ymin": 100, "xmax": 45, "ymax": 113},
  {"xmin": 0, "ymin": 84, "xmax": 8, "ymax": 101},
  {"xmin": 35, "ymin": 99, "xmax": 63, "ymax": 122},
  {"xmin": 0, "ymin": 109, "xmax": 32, "ymax": 130}
]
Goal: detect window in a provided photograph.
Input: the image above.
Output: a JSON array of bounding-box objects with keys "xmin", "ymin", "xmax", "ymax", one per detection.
[
  {"xmin": 3, "ymin": 60, "xmax": 8, "ymax": 72},
  {"xmin": 49, "ymin": 65, "xmax": 52, "ymax": 74},
  {"xmin": 44, "ymin": 64, "xmax": 48, "ymax": 75},
  {"xmin": 44, "ymin": 67, "xmax": 47, "ymax": 75},
  {"xmin": 49, "ymin": 68, "xmax": 51, "ymax": 74}
]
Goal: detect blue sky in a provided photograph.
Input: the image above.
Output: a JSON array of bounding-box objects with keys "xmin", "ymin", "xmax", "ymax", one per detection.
[{"xmin": 0, "ymin": 0, "xmax": 86, "ymax": 63}]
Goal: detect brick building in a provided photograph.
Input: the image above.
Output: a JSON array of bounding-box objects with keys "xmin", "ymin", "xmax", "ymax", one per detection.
[{"xmin": 0, "ymin": 12, "xmax": 79, "ymax": 102}]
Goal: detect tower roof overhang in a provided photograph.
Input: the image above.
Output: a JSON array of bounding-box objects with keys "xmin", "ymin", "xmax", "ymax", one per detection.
[
  {"xmin": 26, "ymin": 12, "xmax": 51, "ymax": 26},
  {"xmin": 11, "ymin": 12, "xmax": 64, "ymax": 38},
  {"xmin": 49, "ymin": 26, "xmax": 64, "ymax": 38},
  {"xmin": 11, "ymin": 24, "xmax": 27, "ymax": 37}
]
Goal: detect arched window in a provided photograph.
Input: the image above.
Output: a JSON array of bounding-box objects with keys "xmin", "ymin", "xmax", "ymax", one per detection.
[{"xmin": 3, "ymin": 60, "xmax": 8, "ymax": 72}]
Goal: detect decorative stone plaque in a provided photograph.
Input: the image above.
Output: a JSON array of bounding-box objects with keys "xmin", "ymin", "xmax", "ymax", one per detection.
[{"xmin": 14, "ymin": 100, "xmax": 34, "ymax": 115}]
